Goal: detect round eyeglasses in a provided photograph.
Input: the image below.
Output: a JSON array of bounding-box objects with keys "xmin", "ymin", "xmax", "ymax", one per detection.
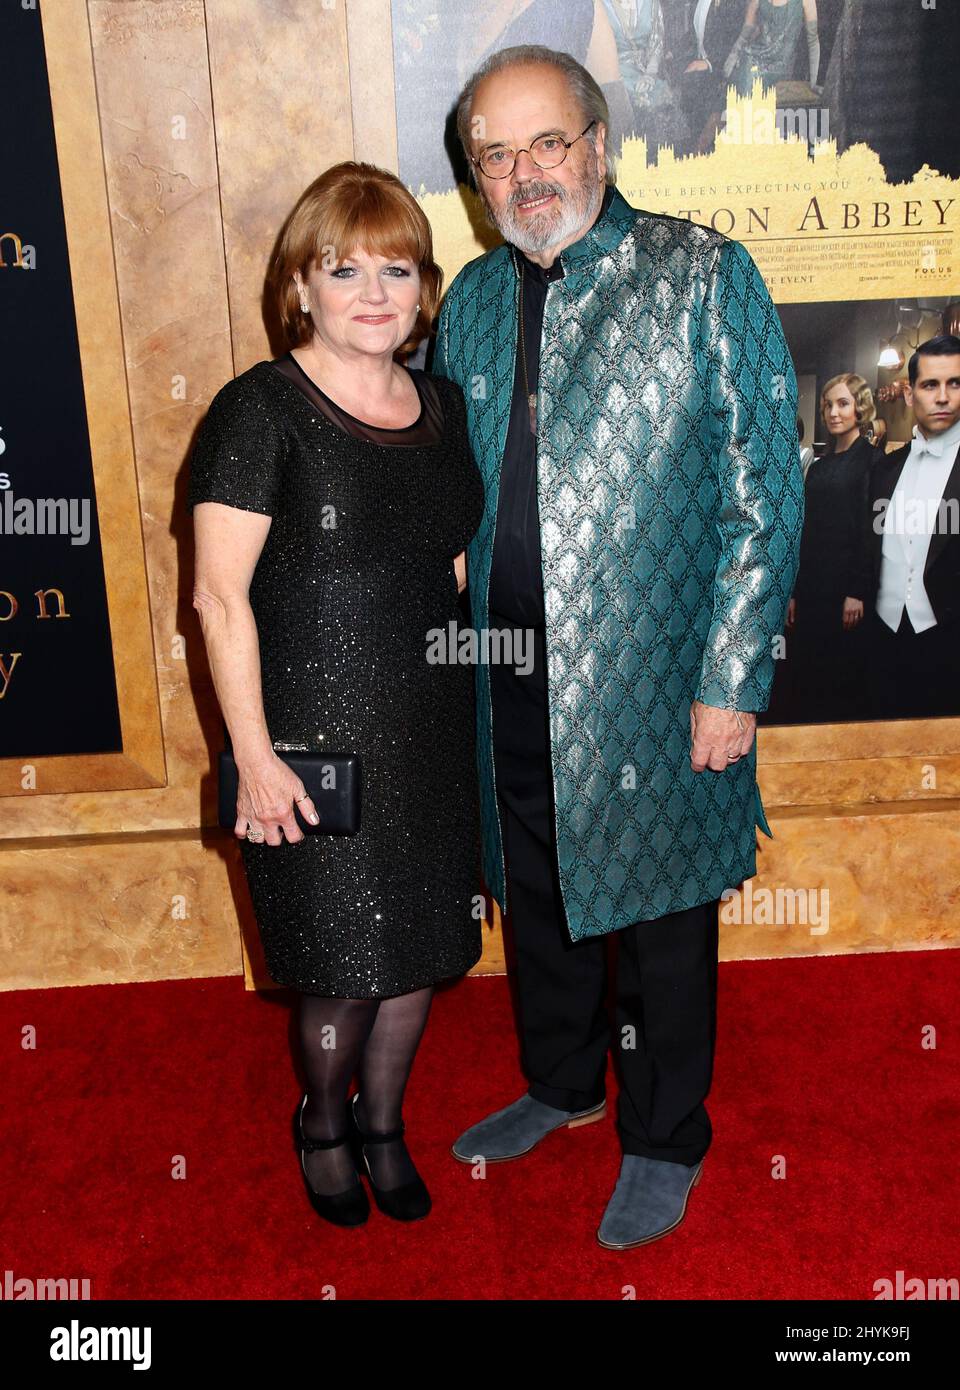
[{"xmin": 472, "ymin": 119, "xmax": 597, "ymax": 180}]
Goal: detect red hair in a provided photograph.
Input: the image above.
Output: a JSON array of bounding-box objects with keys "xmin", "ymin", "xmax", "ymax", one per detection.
[{"xmin": 270, "ymin": 162, "xmax": 442, "ymax": 359}]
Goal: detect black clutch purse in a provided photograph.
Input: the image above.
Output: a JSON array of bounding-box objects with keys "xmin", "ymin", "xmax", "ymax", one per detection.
[{"xmin": 217, "ymin": 735, "xmax": 361, "ymax": 835}]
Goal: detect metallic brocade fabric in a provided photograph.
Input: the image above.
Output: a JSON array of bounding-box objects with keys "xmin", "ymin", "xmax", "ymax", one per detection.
[
  {"xmin": 187, "ymin": 365, "xmax": 485, "ymax": 996},
  {"xmin": 433, "ymin": 186, "xmax": 804, "ymax": 940}
]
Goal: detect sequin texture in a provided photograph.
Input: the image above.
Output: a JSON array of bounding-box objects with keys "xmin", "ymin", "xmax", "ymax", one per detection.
[{"xmin": 187, "ymin": 361, "xmax": 485, "ymax": 996}]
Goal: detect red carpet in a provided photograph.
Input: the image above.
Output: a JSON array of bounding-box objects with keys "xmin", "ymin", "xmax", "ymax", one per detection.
[{"xmin": 2, "ymin": 948, "xmax": 957, "ymax": 1300}]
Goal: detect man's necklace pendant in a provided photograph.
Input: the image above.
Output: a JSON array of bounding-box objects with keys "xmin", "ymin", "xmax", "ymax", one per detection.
[{"xmin": 527, "ymin": 392, "xmax": 537, "ymax": 434}]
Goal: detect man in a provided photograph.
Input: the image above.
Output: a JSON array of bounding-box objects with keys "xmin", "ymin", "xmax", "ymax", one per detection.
[
  {"xmin": 667, "ymin": 0, "xmax": 750, "ymax": 153},
  {"xmin": 431, "ymin": 44, "xmax": 803, "ymax": 1248},
  {"xmin": 867, "ymin": 335, "xmax": 960, "ymax": 721}
]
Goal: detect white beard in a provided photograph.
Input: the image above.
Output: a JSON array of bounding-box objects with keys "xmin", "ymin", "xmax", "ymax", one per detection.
[{"xmin": 486, "ymin": 173, "xmax": 602, "ymax": 257}]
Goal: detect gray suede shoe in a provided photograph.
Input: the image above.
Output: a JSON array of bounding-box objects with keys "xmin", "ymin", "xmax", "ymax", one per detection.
[
  {"xmin": 451, "ymin": 1093, "xmax": 606, "ymax": 1163},
  {"xmin": 596, "ymin": 1154, "xmax": 704, "ymax": 1249}
]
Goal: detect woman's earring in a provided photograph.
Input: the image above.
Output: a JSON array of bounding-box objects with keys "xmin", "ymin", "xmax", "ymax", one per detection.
[{"xmin": 300, "ymin": 301, "xmax": 309, "ymax": 313}]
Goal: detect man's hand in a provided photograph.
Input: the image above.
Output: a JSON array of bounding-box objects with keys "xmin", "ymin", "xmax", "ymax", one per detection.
[{"xmin": 690, "ymin": 700, "xmax": 757, "ymax": 773}]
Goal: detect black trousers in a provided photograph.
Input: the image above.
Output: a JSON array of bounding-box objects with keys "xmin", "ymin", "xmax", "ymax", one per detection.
[
  {"xmin": 489, "ymin": 613, "xmax": 720, "ymax": 1166},
  {"xmin": 867, "ymin": 606, "xmax": 960, "ymax": 720}
]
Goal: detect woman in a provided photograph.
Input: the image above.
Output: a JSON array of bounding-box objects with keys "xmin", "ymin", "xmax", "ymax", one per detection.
[
  {"xmin": 600, "ymin": 0, "xmax": 691, "ymax": 153},
  {"xmin": 786, "ymin": 373, "xmax": 884, "ymax": 723},
  {"xmin": 187, "ymin": 163, "xmax": 485, "ymax": 1228},
  {"xmin": 724, "ymin": 0, "xmax": 821, "ymax": 97}
]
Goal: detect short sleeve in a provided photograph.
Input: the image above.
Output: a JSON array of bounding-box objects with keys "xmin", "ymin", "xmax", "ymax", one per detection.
[{"xmin": 186, "ymin": 371, "xmax": 286, "ymax": 516}]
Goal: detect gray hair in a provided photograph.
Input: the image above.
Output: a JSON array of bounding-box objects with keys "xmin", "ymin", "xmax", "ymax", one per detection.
[{"xmin": 454, "ymin": 45, "xmax": 616, "ymax": 187}]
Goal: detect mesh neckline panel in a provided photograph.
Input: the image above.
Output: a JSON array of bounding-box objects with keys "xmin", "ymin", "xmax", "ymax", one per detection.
[{"xmin": 268, "ymin": 353, "xmax": 446, "ymax": 447}]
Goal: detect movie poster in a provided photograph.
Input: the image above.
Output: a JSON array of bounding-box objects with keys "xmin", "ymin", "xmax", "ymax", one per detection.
[{"xmin": 391, "ymin": 0, "xmax": 960, "ymax": 727}]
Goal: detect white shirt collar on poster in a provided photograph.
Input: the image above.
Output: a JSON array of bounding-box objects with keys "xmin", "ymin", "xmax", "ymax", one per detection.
[
  {"xmin": 876, "ymin": 414, "xmax": 960, "ymax": 632},
  {"xmin": 909, "ymin": 413, "xmax": 960, "ymax": 460}
]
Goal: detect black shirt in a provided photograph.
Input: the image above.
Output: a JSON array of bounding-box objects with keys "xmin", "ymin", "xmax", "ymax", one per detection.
[{"xmin": 487, "ymin": 183, "xmax": 616, "ymax": 631}]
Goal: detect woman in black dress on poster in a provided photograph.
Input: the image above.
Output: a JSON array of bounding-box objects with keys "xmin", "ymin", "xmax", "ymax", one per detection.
[
  {"xmin": 187, "ymin": 164, "xmax": 485, "ymax": 1228},
  {"xmin": 786, "ymin": 372, "xmax": 884, "ymax": 722}
]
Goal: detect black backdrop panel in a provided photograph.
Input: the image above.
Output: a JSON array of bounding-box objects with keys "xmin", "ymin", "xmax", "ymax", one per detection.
[{"xmin": 1, "ymin": 3, "xmax": 123, "ymax": 760}]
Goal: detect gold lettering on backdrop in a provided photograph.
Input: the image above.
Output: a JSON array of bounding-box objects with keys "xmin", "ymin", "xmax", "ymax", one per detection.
[
  {"xmin": 35, "ymin": 587, "xmax": 70, "ymax": 619},
  {"xmin": 0, "ymin": 652, "xmax": 23, "ymax": 699},
  {"xmin": 0, "ymin": 587, "xmax": 71, "ymax": 617},
  {"xmin": 0, "ymin": 232, "xmax": 25, "ymax": 268},
  {"xmin": 0, "ymin": 588, "xmax": 72, "ymax": 699}
]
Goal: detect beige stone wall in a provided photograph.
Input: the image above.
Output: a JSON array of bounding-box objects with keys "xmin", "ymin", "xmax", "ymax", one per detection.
[{"xmin": 2, "ymin": 1, "xmax": 957, "ymax": 994}]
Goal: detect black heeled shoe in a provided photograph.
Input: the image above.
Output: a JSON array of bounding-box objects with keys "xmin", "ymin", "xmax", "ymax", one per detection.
[
  {"xmin": 350, "ymin": 1092, "xmax": 432, "ymax": 1222},
  {"xmin": 294, "ymin": 1094, "xmax": 370, "ymax": 1227}
]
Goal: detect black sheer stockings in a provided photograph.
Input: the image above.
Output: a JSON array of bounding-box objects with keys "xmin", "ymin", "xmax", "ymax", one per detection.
[{"xmin": 298, "ymin": 987, "xmax": 433, "ymax": 1197}]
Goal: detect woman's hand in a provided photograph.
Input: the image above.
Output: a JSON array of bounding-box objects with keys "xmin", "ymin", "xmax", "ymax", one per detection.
[
  {"xmin": 454, "ymin": 550, "xmax": 468, "ymax": 594},
  {"xmin": 234, "ymin": 752, "xmax": 319, "ymax": 845},
  {"xmin": 722, "ymin": 45, "xmax": 741, "ymax": 80},
  {"xmin": 842, "ymin": 597, "xmax": 864, "ymax": 630}
]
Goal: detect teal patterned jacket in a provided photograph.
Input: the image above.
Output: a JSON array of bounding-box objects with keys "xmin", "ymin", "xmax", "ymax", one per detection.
[{"xmin": 432, "ymin": 186, "xmax": 803, "ymax": 939}]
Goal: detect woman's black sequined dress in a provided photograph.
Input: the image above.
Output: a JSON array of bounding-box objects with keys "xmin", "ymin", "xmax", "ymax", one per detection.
[{"xmin": 187, "ymin": 355, "xmax": 485, "ymax": 996}]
